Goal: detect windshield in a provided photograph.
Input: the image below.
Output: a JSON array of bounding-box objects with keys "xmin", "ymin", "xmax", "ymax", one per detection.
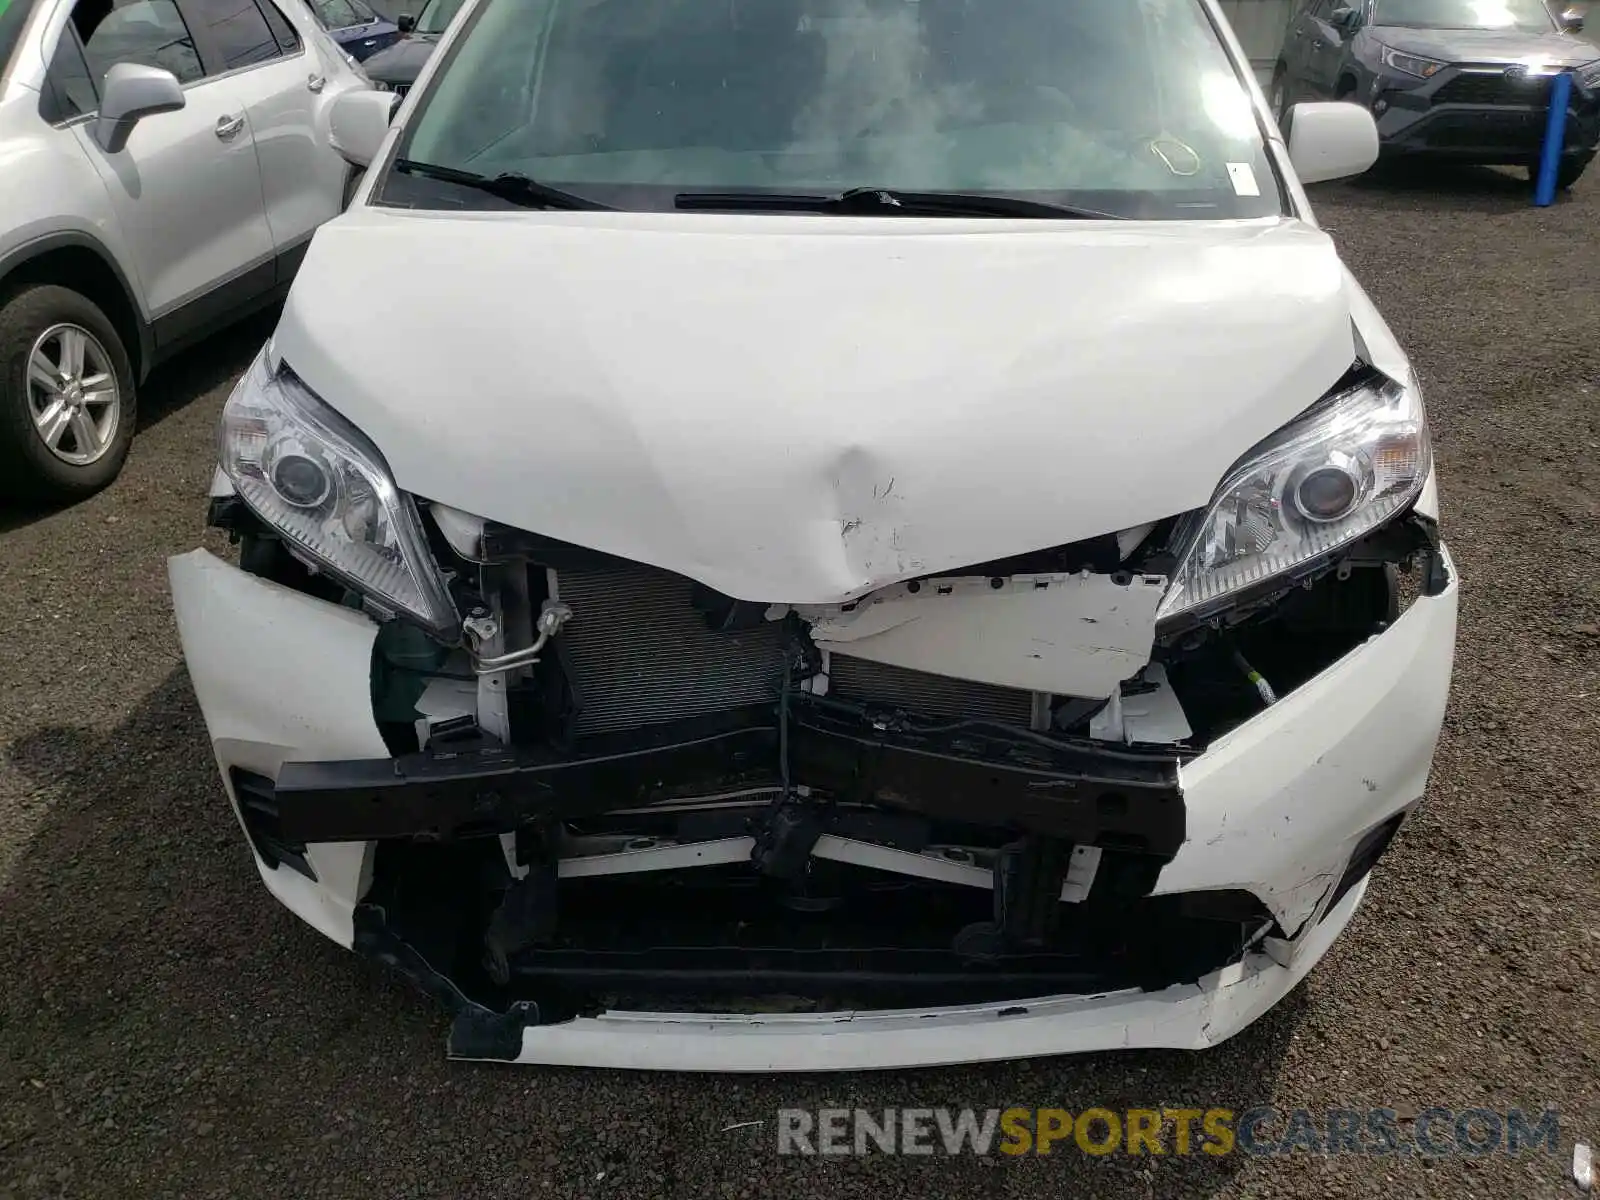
[
  {"xmin": 383, "ymin": 0, "xmax": 1282, "ymax": 219},
  {"xmin": 415, "ymin": 0, "xmax": 467, "ymax": 34},
  {"xmin": 1372, "ymin": 0, "xmax": 1557, "ymax": 31}
]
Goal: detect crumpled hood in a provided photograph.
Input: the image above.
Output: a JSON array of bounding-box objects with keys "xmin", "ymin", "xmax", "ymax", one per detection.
[
  {"xmin": 1370, "ymin": 24, "xmax": 1599, "ymax": 66},
  {"xmin": 274, "ymin": 212, "xmax": 1357, "ymax": 604}
]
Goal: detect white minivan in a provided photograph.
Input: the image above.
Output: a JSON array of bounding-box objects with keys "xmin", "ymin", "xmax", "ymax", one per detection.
[{"xmin": 169, "ymin": 0, "xmax": 1458, "ymax": 1070}]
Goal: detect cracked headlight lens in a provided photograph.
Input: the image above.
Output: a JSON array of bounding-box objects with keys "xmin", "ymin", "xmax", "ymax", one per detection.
[
  {"xmin": 1381, "ymin": 46, "xmax": 1447, "ymax": 78},
  {"xmin": 220, "ymin": 347, "xmax": 458, "ymax": 638},
  {"xmin": 1159, "ymin": 373, "xmax": 1431, "ymax": 622}
]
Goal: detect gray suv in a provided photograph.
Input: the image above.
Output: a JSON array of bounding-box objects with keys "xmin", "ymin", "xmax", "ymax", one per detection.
[
  {"xmin": 0, "ymin": 0, "xmax": 368, "ymax": 503},
  {"xmin": 1270, "ymin": 0, "xmax": 1600, "ymax": 187}
]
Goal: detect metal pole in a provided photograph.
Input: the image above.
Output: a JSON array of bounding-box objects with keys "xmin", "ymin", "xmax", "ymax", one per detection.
[{"xmin": 1535, "ymin": 71, "xmax": 1574, "ymax": 207}]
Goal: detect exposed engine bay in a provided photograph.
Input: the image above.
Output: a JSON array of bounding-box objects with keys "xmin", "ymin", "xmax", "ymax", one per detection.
[{"xmin": 207, "ymin": 450, "xmax": 1446, "ymax": 1054}]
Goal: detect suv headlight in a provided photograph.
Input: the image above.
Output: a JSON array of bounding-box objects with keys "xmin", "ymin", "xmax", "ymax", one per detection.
[
  {"xmin": 1380, "ymin": 45, "xmax": 1447, "ymax": 78},
  {"xmin": 1159, "ymin": 373, "xmax": 1431, "ymax": 623},
  {"xmin": 220, "ymin": 347, "xmax": 458, "ymax": 638}
]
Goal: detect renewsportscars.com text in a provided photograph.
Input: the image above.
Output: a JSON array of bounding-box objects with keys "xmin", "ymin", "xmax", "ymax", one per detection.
[{"xmin": 776, "ymin": 1106, "xmax": 1563, "ymax": 1158}]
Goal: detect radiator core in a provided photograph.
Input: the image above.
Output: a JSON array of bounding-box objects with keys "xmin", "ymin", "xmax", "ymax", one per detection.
[{"xmin": 552, "ymin": 561, "xmax": 1037, "ymax": 737}]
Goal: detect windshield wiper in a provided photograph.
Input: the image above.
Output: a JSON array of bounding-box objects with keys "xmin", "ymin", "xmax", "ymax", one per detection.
[
  {"xmin": 674, "ymin": 186, "xmax": 1124, "ymax": 219},
  {"xmin": 392, "ymin": 159, "xmax": 612, "ymax": 210}
]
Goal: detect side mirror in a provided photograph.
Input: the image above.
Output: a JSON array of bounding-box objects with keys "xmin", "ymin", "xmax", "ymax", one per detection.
[
  {"xmin": 1286, "ymin": 100, "xmax": 1379, "ymax": 184},
  {"xmin": 94, "ymin": 62, "xmax": 184, "ymax": 154},
  {"xmin": 396, "ymin": 12, "xmax": 414, "ymax": 31},
  {"xmin": 1560, "ymin": 5, "xmax": 1586, "ymax": 32},
  {"xmin": 1329, "ymin": 5, "xmax": 1361, "ymax": 33},
  {"xmin": 329, "ymin": 87, "xmax": 401, "ymax": 167}
]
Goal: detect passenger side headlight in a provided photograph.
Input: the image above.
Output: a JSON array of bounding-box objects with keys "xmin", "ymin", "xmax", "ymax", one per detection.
[
  {"xmin": 1159, "ymin": 374, "xmax": 1430, "ymax": 622},
  {"xmin": 219, "ymin": 347, "xmax": 458, "ymax": 638},
  {"xmin": 1380, "ymin": 46, "xmax": 1447, "ymax": 78}
]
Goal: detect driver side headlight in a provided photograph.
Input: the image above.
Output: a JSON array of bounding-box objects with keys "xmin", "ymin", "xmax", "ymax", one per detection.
[
  {"xmin": 219, "ymin": 347, "xmax": 459, "ymax": 639},
  {"xmin": 1159, "ymin": 373, "xmax": 1431, "ymax": 622},
  {"xmin": 1380, "ymin": 46, "xmax": 1447, "ymax": 79}
]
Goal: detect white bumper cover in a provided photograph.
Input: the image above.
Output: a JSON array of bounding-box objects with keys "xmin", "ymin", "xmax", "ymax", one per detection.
[{"xmin": 168, "ymin": 545, "xmax": 1458, "ymax": 1070}]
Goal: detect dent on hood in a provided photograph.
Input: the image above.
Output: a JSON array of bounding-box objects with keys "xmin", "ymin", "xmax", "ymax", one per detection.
[{"xmin": 272, "ymin": 216, "xmax": 1358, "ymax": 606}]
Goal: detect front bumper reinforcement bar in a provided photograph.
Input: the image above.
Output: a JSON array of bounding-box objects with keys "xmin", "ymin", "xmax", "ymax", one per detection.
[{"xmin": 258, "ymin": 704, "xmax": 1186, "ymax": 858}]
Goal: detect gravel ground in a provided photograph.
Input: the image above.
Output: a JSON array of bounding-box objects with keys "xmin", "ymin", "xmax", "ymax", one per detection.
[{"xmin": 1, "ymin": 165, "xmax": 1597, "ymax": 1200}]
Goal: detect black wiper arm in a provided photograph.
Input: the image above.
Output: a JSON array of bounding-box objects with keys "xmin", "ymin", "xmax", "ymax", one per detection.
[
  {"xmin": 674, "ymin": 186, "xmax": 1123, "ymax": 219},
  {"xmin": 392, "ymin": 159, "xmax": 612, "ymax": 210}
]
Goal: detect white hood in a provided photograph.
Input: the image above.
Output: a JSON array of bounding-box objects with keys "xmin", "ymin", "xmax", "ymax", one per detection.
[{"xmin": 274, "ymin": 212, "xmax": 1356, "ymax": 605}]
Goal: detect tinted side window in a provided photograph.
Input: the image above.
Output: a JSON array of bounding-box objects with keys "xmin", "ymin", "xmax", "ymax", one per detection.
[
  {"xmin": 42, "ymin": 26, "xmax": 100, "ymax": 121},
  {"xmin": 260, "ymin": 0, "xmax": 301, "ymax": 51},
  {"xmin": 187, "ymin": 0, "xmax": 282, "ymax": 69},
  {"xmin": 76, "ymin": 0, "xmax": 204, "ymax": 85}
]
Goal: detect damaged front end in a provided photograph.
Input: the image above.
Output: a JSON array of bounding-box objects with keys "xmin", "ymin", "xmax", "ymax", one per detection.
[
  {"xmin": 175, "ymin": 346, "xmax": 1455, "ymax": 1065},
  {"xmin": 197, "ymin": 361, "xmax": 1450, "ymax": 1061}
]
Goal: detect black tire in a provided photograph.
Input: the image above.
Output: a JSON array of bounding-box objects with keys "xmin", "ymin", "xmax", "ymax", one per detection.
[
  {"xmin": 1525, "ymin": 154, "xmax": 1593, "ymax": 190},
  {"xmin": 1556, "ymin": 153, "xmax": 1593, "ymax": 190},
  {"xmin": 0, "ymin": 284, "xmax": 137, "ymax": 504}
]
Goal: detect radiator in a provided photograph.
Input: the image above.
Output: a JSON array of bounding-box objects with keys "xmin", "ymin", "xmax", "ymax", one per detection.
[
  {"xmin": 827, "ymin": 654, "xmax": 1034, "ymax": 726},
  {"xmin": 555, "ymin": 562, "xmax": 789, "ymax": 737},
  {"xmin": 552, "ymin": 560, "xmax": 1037, "ymax": 736}
]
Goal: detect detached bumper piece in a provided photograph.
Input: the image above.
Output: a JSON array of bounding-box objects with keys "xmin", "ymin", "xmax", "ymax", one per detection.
[
  {"xmin": 351, "ymin": 843, "xmax": 1272, "ymax": 1064},
  {"xmin": 239, "ymin": 701, "xmax": 1235, "ymax": 1053}
]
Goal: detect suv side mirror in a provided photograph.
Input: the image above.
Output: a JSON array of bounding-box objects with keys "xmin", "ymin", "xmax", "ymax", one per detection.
[
  {"xmin": 329, "ymin": 87, "xmax": 401, "ymax": 167},
  {"xmin": 94, "ymin": 62, "xmax": 185, "ymax": 154},
  {"xmin": 396, "ymin": 12, "xmax": 414, "ymax": 31},
  {"xmin": 1560, "ymin": 5, "xmax": 1586, "ymax": 32},
  {"xmin": 1329, "ymin": 5, "xmax": 1362, "ymax": 33},
  {"xmin": 1286, "ymin": 100, "xmax": 1379, "ymax": 184}
]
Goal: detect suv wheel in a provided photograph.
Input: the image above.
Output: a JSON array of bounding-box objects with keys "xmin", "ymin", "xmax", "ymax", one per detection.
[
  {"xmin": 1556, "ymin": 153, "xmax": 1593, "ymax": 190},
  {"xmin": 0, "ymin": 284, "xmax": 137, "ymax": 503},
  {"xmin": 1527, "ymin": 153, "xmax": 1594, "ymax": 191}
]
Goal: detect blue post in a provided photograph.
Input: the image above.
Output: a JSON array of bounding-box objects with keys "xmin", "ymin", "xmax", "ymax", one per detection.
[{"xmin": 1535, "ymin": 71, "xmax": 1574, "ymax": 207}]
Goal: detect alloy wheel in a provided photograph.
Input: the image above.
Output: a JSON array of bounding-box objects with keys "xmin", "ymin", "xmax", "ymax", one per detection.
[{"xmin": 26, "ymin": 323, "xmax": 120, "ymax": 467}]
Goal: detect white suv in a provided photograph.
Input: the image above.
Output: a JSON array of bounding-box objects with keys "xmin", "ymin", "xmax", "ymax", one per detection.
[{"xmin": 0, "ymin": 0, "xmax": 367, "ymax": 502}]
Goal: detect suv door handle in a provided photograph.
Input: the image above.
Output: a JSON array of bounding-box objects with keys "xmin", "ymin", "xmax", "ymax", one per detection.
[
  {"xmin": 215, "ymin": 113, "xmax": 245, "ymax": 140},
  {"xmin": 308, "ymin": 73, "xmax": 327, "ymax": 92}
]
